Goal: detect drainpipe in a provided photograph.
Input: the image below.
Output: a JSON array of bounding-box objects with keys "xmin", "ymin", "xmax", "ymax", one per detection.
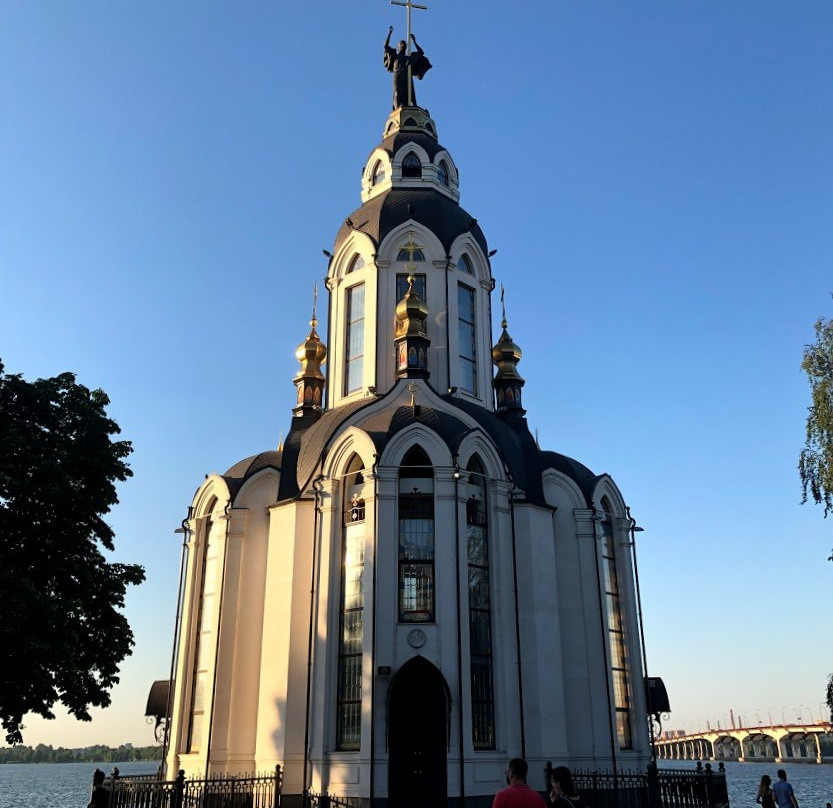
[
  {"xmin": 591, "ymin": 507, "xmax": 618, "ymax": 787},
  {"xmin": 445, "ymin": 254, "xmax": 452, "ymax": 393},
  {"xmin": 508, "ymin": 488, "xmax": 526, "ymax": 759},
  {"xmin": 453, "ymin": 461, "xmax": 466, "ymax": 806},
  {"xmin": 303, "ymin": 475, "xmax": 325, "ymax": 800},
  {"xmin": 626, "ymin": 505, "xmax": 654, "ymax": 763},
  {"xmin": 370, "ymin": 454, "xmax": 379, "ymax": 807},
  {"xmin": 205, "ymin": 498, "xmax": 232, "ymax": 781},
  {"xmin": 162, "ymin": 507, "xmax": 192, "ymax": 776}
]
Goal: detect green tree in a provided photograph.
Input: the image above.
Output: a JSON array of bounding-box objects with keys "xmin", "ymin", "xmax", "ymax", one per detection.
[
  {"xmin": 0, "ymin": 361, "xmax": 145, "ymax": 745},
  {"xmin": 799, "ymin": 305, "xmax": 833, "ymax": 554}
]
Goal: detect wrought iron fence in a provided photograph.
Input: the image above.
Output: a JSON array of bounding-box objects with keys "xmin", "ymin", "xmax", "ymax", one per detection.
[
  {"xmin": 102, "ymin": 765, "xmax": 282, "ymax": 808},
  {"xmin": 304, "ymin": 791, "xmax": 365, "ymax": 808},
  {"xmin": 545, "ymin": 762, "xmax": 729, "ymax": 808}
]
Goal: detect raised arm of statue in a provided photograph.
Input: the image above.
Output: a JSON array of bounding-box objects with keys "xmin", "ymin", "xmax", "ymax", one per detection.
[{"xmin": 384, "ymin": 25, "xmax": 396, "ymax": 72}]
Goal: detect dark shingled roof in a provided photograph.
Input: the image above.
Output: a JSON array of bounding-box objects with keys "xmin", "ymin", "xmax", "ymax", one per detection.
[
  {"xmin": 222, "ymin": 402, "xmax": 598, "ymax": 509},
  {"xmin": 334, "ymin": 188, "xmax": 488, "ymax": 256},
  {"xmin": 441, "ymin": 395, "xmax": 547, "ymax": 504},
  {"xmin": 223, "ymin": 450, "xmax": 283, "ymax": 501},
  {"xmin": 277, "ymin": 399, "xmax": 378, "ymax": 502},
  {"xmin": 539, "ymin": 450, "xmax": 599, "ymax": 505}
]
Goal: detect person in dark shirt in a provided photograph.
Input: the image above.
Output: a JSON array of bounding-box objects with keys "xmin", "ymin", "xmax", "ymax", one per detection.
[
  {"xmin": 549, "ymin": 765, "xmax": 582, "ymax": 808},
  {"xmin": 87, "ymin": 768, "xmax": 109, "ymax": 808}
]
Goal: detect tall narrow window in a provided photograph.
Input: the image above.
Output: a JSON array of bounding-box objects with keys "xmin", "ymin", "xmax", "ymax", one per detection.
[
  {"xmin": 458, "ymin": 284, "xmax": 477, "ymax": 394},
  {"xmin": 337, "ymin": 455, "xmax": 366, "ymax": 750},
  {"xmin": 466, "ymin": 458, "xmax": 495, "ymax": 749},
  {"xmin": 344, "ymin": 284, "xmax": 365, "ymax": 395},
  {"xmin": 187, "ymin": 506, "xmax": 217, "ymax": 753},
  {"xmin": 437, "ymin": 160, "xmax": 449, "ymax": 187},
  {"xmin": 600, "ymin": 498, "xmax": 633, "ymax": 749},
  {"xmin": 398, "ymin": 447, "xmax": 434, "ymax": 622}
]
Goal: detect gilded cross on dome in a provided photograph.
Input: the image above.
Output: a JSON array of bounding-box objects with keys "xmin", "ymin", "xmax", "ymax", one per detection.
[{"xmin": 400, "ymin": 235, "xmax": 423, "ymax": 268}]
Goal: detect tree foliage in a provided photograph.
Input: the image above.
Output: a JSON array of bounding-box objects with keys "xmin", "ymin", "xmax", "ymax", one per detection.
[
  {"xmin": 827, "ymin": 673, "xmax": 833, "ymax": 723},
  {"xmin": 0, "ymin": 361, "xmax": 145, "ymax": 745},
  {"xmin": 799, "ymin": 306, "xmax": 833, "ymax": 536}
]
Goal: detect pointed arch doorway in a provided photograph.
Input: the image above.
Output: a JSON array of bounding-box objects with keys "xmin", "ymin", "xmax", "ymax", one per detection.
[{"xmin": 387, "ymin": 656, "xmax": 450, "ymax": 808}]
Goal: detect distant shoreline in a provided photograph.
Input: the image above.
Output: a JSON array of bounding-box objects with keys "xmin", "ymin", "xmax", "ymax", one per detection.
[{"xmin": 0, "ymin": 745, "xmax": 161, "ymax": 765}]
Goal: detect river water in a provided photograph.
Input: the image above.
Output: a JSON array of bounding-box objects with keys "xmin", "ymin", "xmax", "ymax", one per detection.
[
  {"xmin": 658, "ymin": 760, "xmax": 832, "ymax": 807},
  {"xmin": 0, "ymin": 760, "xmax": 156, "ymax": 808},
  {"xmin": 0, "ymin": 759, "xmax": 829, "ymax": 808}
]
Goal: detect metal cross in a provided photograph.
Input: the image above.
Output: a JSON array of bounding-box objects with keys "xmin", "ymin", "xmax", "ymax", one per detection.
[
  {"xmin": 500, "ymin": 283, "xmax": 508, "ymax": 329},
  {"xmin": 311, "ymin": 281, "xmax": 318, "ymax": 328},
  {"xmin": 390, "ymin": 0, "xmax": 428, "ymax": 105},
  {"xmin": 400, "ymin": 234, "xmax": 422, "ymax": 262}
]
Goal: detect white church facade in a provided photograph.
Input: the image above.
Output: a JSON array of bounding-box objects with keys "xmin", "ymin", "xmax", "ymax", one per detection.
[{"xmin": 162, "ymin": 36, "xmax": 656, "ymax": 808}]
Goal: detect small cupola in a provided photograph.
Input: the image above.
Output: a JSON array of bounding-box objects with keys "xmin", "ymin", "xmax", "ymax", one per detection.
[
  {"xmin": 293, "ymin": 288, "xmax": 327, "ymax": 415},
  {"xmin": 394, "ymin": 271, "xmax": 430, "ymax": 379},
  {"xmin": 491, "ymin": 287, "xmax": 525, "ymax": 414}
]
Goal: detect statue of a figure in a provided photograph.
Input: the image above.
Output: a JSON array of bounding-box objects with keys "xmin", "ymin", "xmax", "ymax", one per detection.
[{"xmin": 384, "ymin": 27, "xmax": 432, "ymax": 110}]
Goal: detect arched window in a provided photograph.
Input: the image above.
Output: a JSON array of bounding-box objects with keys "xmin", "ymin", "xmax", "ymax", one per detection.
[
  {"xmin": 600, "ymin": 496, "xmax": 633, "ymax": 749},
  {"xmin": 457, "ymin": 254, "xmax": 473, "ymax": 274},
  {"xmin": 402, "ymin": 152, "xmax": 422, "ymax": 178},
  {"xmin": 347, "ymin": 254, "xmax": 365, "ymax": 274},
  {"xmin": 187, "ymin": 498, "xmax": 218, "ymax": 753},
  {"xmin": 344, "ymin": 284, "xmax": 365, "ymax": 395},
  {"xmin": 343, "ymin": 454, "xmax": 366, "ymax": 524},
  {"xmin": 398, "ymin": 446, "xmax": 434, "ymax": 622},
  {"xmin": 466, "ymin": 457, "xmax": 495, "ymax": 749},
  {"xmin": 437, "ymin": 160, "xmax": 449, "ymax": 187},
  {"xmin": 336, "ymin": 454, "xmax": 366, "ymax": 750},
  {"xmin": 458, "ymin": 283, "xmax": 477, "ymax": 394},
  {"xmin": 372, "ymin": 160, "xmax": 386, "ymax": 186}
]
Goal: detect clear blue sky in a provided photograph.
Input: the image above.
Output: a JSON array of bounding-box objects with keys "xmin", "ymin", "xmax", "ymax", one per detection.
[{"xmin": 2, "ymin": 1, "xmax": 831, "ymax": 747}]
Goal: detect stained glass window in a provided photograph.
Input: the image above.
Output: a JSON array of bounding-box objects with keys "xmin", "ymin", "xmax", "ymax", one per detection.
[
  {"xmin": 399, "ymin": 447, "xmax": 434, "ymax": 622},
  {"xmin": 337, "ymin": 455, "xmax": 366, "ymax": 750},
  {"xmin": 601, "ymin": 499, "xmax": 632, "ymax": 749},
  {"xmin": 466, "ymin": 459, "xmax": 495, "ymax": 749}
]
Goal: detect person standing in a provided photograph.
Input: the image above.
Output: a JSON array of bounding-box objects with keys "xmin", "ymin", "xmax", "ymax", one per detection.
[
  {"xmin": 549, "ymin": 766, "xmax": 582, "ymax": 808},
  {"xmin": 756, "ymin": 774, "xmax": 776, "ymax": 808},
  {"xmin": 772, "ymin": 769, "xmax": 799, "ymax": 808},
  {"xmin": 492, "ymin": 758, "xmax": 547, "ymax": 808},
  {"xmin": 87, "ymin": 769, "xmax": 109, "ymax": 808}
]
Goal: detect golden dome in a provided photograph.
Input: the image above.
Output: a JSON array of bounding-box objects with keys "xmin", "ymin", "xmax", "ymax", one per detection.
[
  {"xmin": 395, "ymin": 274, "xmax": 429, "ymax": 338},
  {"xmin": 295, "ymin": 317, "xmax": 327, "ymax": 379}
]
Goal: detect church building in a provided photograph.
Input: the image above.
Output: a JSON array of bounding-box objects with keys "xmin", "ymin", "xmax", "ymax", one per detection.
[{"xmin": 162, "ymin": 24, "xmax": 654, "ymax": 808}]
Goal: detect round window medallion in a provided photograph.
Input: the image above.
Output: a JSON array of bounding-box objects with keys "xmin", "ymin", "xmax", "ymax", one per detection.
[{"xmin": 407, "ymin": 629, "xmax": 427, "ymax": 649}]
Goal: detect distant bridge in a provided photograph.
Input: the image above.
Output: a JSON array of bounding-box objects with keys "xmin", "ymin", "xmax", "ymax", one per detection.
[{"xmin": 656, "ymin": 723, "xmax": 833, "ymax": 763}]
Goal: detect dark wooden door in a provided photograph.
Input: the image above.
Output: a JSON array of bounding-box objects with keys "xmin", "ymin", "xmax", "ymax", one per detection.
[{"xmin": 388, "ymin": 656, "xmax": 448, "ymax": 808}]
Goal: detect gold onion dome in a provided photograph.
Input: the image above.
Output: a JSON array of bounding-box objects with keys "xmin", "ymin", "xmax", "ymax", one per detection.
[
  {"xmin": 395, "ymin": 274, "xmax": 429, "ymax": 337},
  {"xmin": 492, "ymin": 317, "xmax": 523, "ymax": 381},
  {"xmin": 295, "ymin": 316, "xmax": 327, "ymax": 380}
]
